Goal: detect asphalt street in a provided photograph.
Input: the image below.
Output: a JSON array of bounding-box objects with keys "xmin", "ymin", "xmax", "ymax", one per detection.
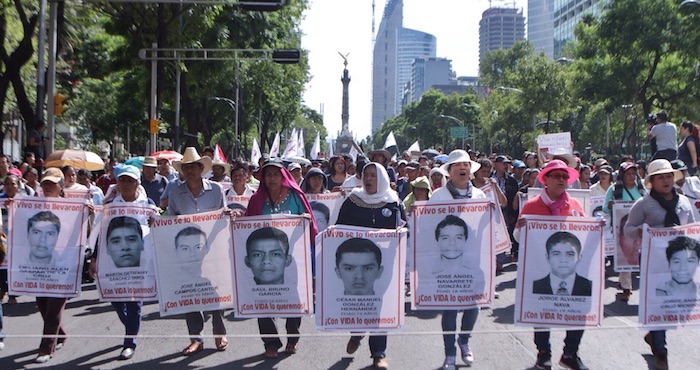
[{"xmin": 2, "ymin": 262, "xmax": 699, "ymax": 369}]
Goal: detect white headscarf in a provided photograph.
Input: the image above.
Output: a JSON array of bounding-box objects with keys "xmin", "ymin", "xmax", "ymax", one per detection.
[{"xmin": 350, "ymin": 162, "xmax": 400, "ymax": 204}]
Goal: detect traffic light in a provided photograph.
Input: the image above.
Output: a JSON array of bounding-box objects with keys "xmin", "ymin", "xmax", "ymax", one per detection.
[
  {"xmin": 272, "ymin": 49, "xmax": 301, "ymax": 64},
  {"xmin": 54, "ymin": 93, "xmax": 69, "ymax": 117},
  {"xmin": 239, "ymin": 0, "xmax": 284, "ymax": 11}
]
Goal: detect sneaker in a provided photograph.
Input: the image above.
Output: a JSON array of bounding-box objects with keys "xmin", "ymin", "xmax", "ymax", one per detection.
[
  {"xmin": 654, "ymin": 351, "xmax": 669, "ymax": 370},
  {"xmin": 458, "ymin": 339, "xmax": 474, "ymax": 365},
  {"xmin": 346, "ymin": 338, "xmax": 360, "ymax": 354},
  {"xmin": 559, "ymin": 354, "xmax": 589, "ymax": 370},
  {"xmin": 441, "ymin": 356, "xmax": 456, "ymax": 370},
  {"xmin": 372, "ymin": 357, "xmax": 388, "ymax": 369},
  {"xmin": 119, "ymin": 347, "xmax": 135, "ymax": 360},
  {"xmin": 35, "ymin": 354, "xmax": 51, "ymax": 363},
  {"xmin": 535, "ymin": 350, "xmax": 552, "ymax": 370}
]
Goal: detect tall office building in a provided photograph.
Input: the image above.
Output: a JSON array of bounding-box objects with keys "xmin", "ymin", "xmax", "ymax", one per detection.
[
  {"xmin": 528, "ymin": 0, "xmax": 555, "ymax": 58},
  {"xmin": 479, "ymin": 7, "xmax": 526, "ymax": 64},
  {"xmin": 553, "ymin": 0, "xmax": 608, "ymax": 57},
  {"xmin": 371, "ymin": 0, "xmax": 436, "ymax": 133},
  {"xmin": 410, "ymin": 57, "xmax": 453, "ymax": 102}
]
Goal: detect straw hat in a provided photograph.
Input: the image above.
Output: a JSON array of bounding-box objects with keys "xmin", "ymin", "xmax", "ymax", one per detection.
[
  {"xmin": 172, "ymin": 147, "xmax": 212, "ymax": 175},
  {"xmin": 537, "ymin": 159, "xmax": 579, "ymax": 185},
  {"xmin": 547, "ymin": 148, "xmax": 577, "ymax": 168},
  {"xmin": 211, "ymin": 159, "xmax": 231, "ymax": 174},
  {"xmin": 41, "ymin": 167, "xmax": 65, "ymax": 183},
  {"xmin": 644, "ymin": 159, "xmax": 683, "ymax": 189},
  {"xmin": 142, "ymin": 156, "xmax": 158, "ymax": 168},
  {"xmin": 367, "ymin": 149, "xmax": 392, "ymax": 162}
]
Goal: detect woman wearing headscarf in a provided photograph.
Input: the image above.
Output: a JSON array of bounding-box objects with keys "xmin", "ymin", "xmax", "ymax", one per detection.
[
  {"xmin": 89, "ymin": 165, "xmax": 156, "ymax": 360},
  {"xmin": 624, "ymin": 159, "xmax": 700, "ymax": 370},
  {"xmin": 336, "ymin": 162, "xmax": 406, "ymax": 370},
  {"xmin": 429, "ymin": 167, "xmax": 448, "ymax": 191},
  {"xmin": 403, "ymin": 175, "xmax": 431, "ymax": 214},
  {"xmin": 301, "ymin": 168, "xmax": 330, "ymax": 194},
  {"xmin": 245, "ymin": 160, "xmax": 318, "ymax": 358}
]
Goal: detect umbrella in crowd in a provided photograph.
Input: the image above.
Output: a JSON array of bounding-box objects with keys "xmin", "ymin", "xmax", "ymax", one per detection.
[
  {"xmin": 124, "ymin": 156, "xmax": 145, "ymax": 169},
  {"xmin": 422, "ymin": 149, "xmax": 440, "ymax": 159},
  {"xmin": 150, "ymin": 150, "xmax": 183, "ymax": 162},
  {"xmin": 45, "ymin": 149, "xmax": 105, "ymax": 171}
]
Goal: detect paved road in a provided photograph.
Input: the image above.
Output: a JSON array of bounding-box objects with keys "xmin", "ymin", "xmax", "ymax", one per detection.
[{"xmin": 2, "ymin": 262, "xmax": 699, "ymax": 369}]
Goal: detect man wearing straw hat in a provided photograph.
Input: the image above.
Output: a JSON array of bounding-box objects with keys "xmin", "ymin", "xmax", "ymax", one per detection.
[
  {"xmin": 167, "ymin": 147, "xmax": 229, "ymax": 356},
  {"xmin": 141, "ymin": 156, "xmax": 168, "ymax": 205}
]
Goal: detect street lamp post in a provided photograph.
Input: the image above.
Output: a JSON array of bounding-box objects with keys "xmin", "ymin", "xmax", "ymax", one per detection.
[
  {"xmin": 210, "ymin": 97, "xmax": 237, "ymax": 158},
  {"xmin": 438, "ymin": 114, "xmax": 473, "ymax": 150},
  {"xmin": 460, "ymin": 103, "xmax": 480, "ymax": 150}
]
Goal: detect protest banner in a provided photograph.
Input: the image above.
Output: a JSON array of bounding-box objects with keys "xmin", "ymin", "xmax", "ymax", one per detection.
[
  {"xmin": 315, "ymin": 225, "xmax": 407, "ymax": 332},
  {"xmin": 305, "ymin": 192, "xmax": 344, "ymax": 232},
  {"xmin": 63, "ymin": 188, "xmax": 92, "ymax": 200},
  {"xmin": 151, "ymin": 209, "xmax": 235, "ymax": 316},
  {"xmin": 537, "ymin": 132, "xmax": 572, "ymax": 154},
  {"xmin": 8, "ymin": 197, "xmax": 89, "ymax": 297},
  {"xmin": 95, "ymin": 203, "xmax": 159, "ymax": 301},
  {"xmin": 1, "ymin": 202, "xmax": 8, "ymax": 269},
  {"xmin": 613, "ymin": 202, "xmax": 639, "ymax": 272},
  {"xmin": 480, "ymin": 183, "xmax": 512, "ymax": 254},
  {"xmin": 529, "ymin": 188, "xmax": 592, "ymax": 215},
  {"xmin": 226, "ymin": 194, "xmax": 251, "ymax": 214},
  {"xmin": 514, "ymin": 215, "xmax": 604, "ymax": 328},
  {"xmin": 231, "ymin": 214, "xmax": 313, "ymax": 317},
  {"xmin": 639, "ymin": 223, "xmax": 700, "ymax": 328},
  {"xmin": 410, "ymin": 200, "xmax": 494, "ymax": 310},
  {"xmin": 589, "ymin": 196, "xmax": 614, "ymax": 256},
  {"xmin": 87, "ymin": 205, "xmax": 103, "ymax": 256}
]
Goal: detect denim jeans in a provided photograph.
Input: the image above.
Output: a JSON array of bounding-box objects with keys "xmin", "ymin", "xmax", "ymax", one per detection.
[
  {"xmin": 442, "ymin": 308, "xmax": 479, "ymax": 356},
  {"xmin": 350, "ymin": 334, "xmax": 387, "ymax": 358},
  {"xmin": 112, "ymin": 302, "xmax": 142, "ymax": 349},
  {"xmin": 650, "ymin": 330, "xmax": 666, "ymax": 353},
  {"xmin": 257, "ymin": 317, "xmax": 301, "ymax": 350}
]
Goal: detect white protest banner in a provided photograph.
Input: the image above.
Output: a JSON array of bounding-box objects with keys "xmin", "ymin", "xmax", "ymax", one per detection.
[
  {"xmin": 305, "ymin": 192, "xmax": 344, "ymax": 232},
  {"xmin": 231, "ymin": 214, "xmax": 313, "ymax": 318},
  {"xmin": 226, "ymin": 194, "xmax": 251, "ymax": 214},
  {"xmin": 613, "ymin": 202, "xmax": 639, "ymax": 272},
  {"xmin": 1, "ymin": 203, "xmax": 8, "ymax": 269},
  {"xmin": 63, "ymin": 189, "xmax": 92, "ymax": 201},
  {"xmin": 410, "ymin": 200, "xmax": 494, "ymax": 310},
  {"xmin": 8, "ymin": 197, "xmax": 89, "ymax": 297},
  {"xmin": 537, "ymin": 132, "xmax": 572, "ymax": 154},
  {"xmin": 529, "ymin": 188, "xmax": 592, "ymax": 216},
  {"xmin": 315, "ymin": 225, "xmax": 407, "ymax": 332},
  {"xmin": 639, "ymin": 223, "xmax": 700, "ymax": 328},
  {"xmin": 87, "ymin": 205, "xmax": 104, "ymax": 254},
  {"xmin": 96, "ymin": 203, "xmax": 159, "ymax": 301},
  {"xmin": 151, "ymin": 210, "xmax": 234, "ymax": 316},
  {"xmin": 514, "ymin": 215, "xmax": 604, "ymax": 328},
  {"xmin": 589, "ymin": 196, "xmax": 614, "ymax": 256},
  {"xmin": 480, "ymin": 183, "xmax": 512, "ymax": 254}
]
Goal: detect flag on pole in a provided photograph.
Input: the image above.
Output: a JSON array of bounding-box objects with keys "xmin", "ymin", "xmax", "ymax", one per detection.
[
  {"xmin": 270, "ymin": 133, "xmax": 281, "ymax": 158},
  {"xmin": 297, "ymin": 129, "xmax": 305, "ymax": 157},
  {"xmin": 251, "ymin": 138, "xmax": 261, "ymax": 164},
  {"xmin": 383, "ymin": 131, "xmax": 397, "ymax": 149},
  {"xmin": 406, "ymin": 141, "xmax": 420, "ymax": 153},
  {"xmin": 310, "ymin": 132, "xmax": 321, "ymax": 160},
  {"xmin": 283, "ymin": 128, "xmax": 298, "ymax": 158},
  {"xmin": 214, "ymin": 144, "xmax": 227, "ymax": 163},
  {"xmin": 328, "ymin": 138, "xmax": 334, "ymax": 158}
]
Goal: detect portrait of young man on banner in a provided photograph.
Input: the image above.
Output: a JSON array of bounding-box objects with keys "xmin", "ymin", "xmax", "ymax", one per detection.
[
  {"xmin": 305, "ymin": 193, "xmax": 344, "ymax": 232},
  {"xmin": 315, "ymin": 225, "xmax": 407, "ymax": 332},
  {"xmin": 151, "ymin": 211, "xmax": 234, "ymax": 317},
  {"xmin": 96, "ymin": 204, "xmax": 158, "ymax": 301},
  {"xmin": 9, "ymin": 198, "xmax": 89, "ymax": 297},
  {"xmin": 410, "ymin": 201, "xmax": 493, "ymax": 310},
  {"xmin": 613, "ymin": 203, "xmax": 640, "ymax": 272},
  {"xmin": 639, "ymin": 224, "xmax": 700, "ymax": 328},
  {"xmin": 514, "ymin": 215, "xmax": 603, "ymax": 328},
  {"xmin": 231, "ymin": 214, "xmax": 313, "ymax": 318}
]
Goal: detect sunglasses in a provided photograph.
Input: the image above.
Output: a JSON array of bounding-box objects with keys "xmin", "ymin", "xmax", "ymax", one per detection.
[{"xmin": 547, "ymin": 173, "xmax": 570, "ymax": 181}]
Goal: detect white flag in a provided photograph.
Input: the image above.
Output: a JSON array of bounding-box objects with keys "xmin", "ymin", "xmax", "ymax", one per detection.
[
  {"xmin": 270, "ymin": 133, "xmax": 281, "ymax": 158},
  {"xmin": 251, "ymin": 138, "xmax": 262, "ymax": 164},
  {"xmin": 348, "ymin": 144, "xmax": 360, "ymax": 163},
  {"xmin": 328, "ymin": 138, "xmax": 334, "ymax": 157},
  {"xmin": 283, "ymin": 128, "xmax": 298, "ymax": 158},
  {"xmin": 214, "ymin": 144, "xmax": 227, "ymax": 163},
  {"xmin": 310, "ymin": 132, "xmax": 321, "ymax": 160},
  {"xmin": 406, "ymin": 140, "xmax": 420, "ymax": 153},
  {"xmin": 297, "ymin": 129, "xmax": 305, "ymax": 157},
  {"xmin": 383, "ymin": 131, "xmax": 397, "ymax": 149}
]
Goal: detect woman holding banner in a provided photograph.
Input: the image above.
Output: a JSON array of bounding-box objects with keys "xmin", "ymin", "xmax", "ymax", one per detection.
[
  {"xmin": 89, "ymin": 165, "xmax": 155, "ymax": 360},
  {"xmin": 245, "ymin": 159, "xmax": 317, "ymax": 358},
  {"xmin": 624, "ymin": 159, "xmax": 700, "ymax": 370},
  {"xmin": 515, "ymin": 159, "xmax": 588, "ymax": 370},
  {"xmin": 430, "ymin": 150, "xmax": 486, "ymax": 370},
  {"xmin": 336, "ymin": 162, "xmax": 406, "ymax": 370}
]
